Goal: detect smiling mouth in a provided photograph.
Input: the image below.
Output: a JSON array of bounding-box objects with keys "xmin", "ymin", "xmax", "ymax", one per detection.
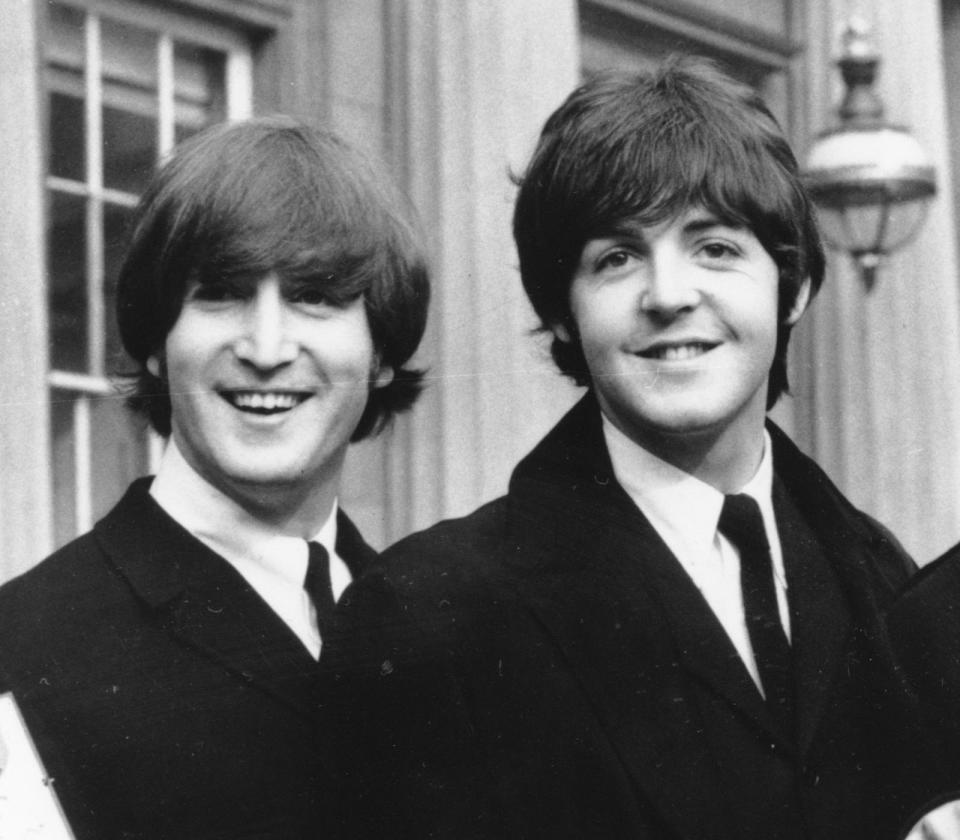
[
  {"xmin": 219, "ymin": 390, "xmax": 312, "ymax": 414},
  {"xmin": 638, "ymin": 342, "xmax": 719, "ymax": 361}
]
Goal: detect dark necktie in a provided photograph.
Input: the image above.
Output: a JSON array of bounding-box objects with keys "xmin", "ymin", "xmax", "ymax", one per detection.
[
  {"xmin": 304, "ymin": 541, "xmax": 337, "ymax": 642},
  {"xmin": 718, "ymin": 494, "xmax": 794, "ymax": 726}
]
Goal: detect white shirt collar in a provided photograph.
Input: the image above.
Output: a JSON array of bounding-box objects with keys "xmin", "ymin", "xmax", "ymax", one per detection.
[
  {"xmin": 602, "ymin": 416, "xmax": 787, "ymax": 605},
  {"xmin": 604, "ymin": 417, "xmax": 724, "ymax": 568},
  {"xmin": 149, "ymin": 439, "xmax": 349, "ymax": 659},
  {"xmin": 601, "ymin": 416, "xmax": 780, "ymax": 576}
]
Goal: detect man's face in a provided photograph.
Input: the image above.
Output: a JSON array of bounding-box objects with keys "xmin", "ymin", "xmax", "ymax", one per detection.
[
  {"xmin": 559, "ymin": 207, "xmax": 808, "ymax": 457},
  {"xmin": 153, "ymin": 272, "xmax": 391, "ymax": 502}
]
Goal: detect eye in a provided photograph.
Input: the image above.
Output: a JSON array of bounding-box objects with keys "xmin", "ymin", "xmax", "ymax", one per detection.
[
  {"xmin": 285, "ymin": 276, "xmax": 363, "ymax": 310},
  {"xmin": 187, "ymin": 279, "xmax": 245, "ymax": 303},
  {"xmin": 595, "ymin": 248, "xmax": 636, "ymax": 272},
  {"xmin": 287, "ymin": 286, "xmax": 332, "ymax": 306},
  {"xmin": 697, "ymin": 240, "xmax": 742, "ymax": 262}
]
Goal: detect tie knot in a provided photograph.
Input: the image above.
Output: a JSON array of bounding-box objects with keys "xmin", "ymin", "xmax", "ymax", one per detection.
[
  {"xmin": 305, "ymin": 541, "xmax": 332, "ymax": 596},
  {"xmin": 304, "ymin": 541, "xmax": 337, "ymax": 641},
  {"xmin": 304, "ymin": 541, "xmax": 332, "ymax": 598},
  {"xmin": 306, "ymin": 541, "xmax": 330, "ymax": 577},
  {"xmin": 718, "ymin": 493, "xmax": 768, "ymax": 556}
]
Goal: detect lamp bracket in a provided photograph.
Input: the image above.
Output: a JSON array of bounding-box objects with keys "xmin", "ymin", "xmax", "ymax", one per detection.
[{"xmin": 838, "ymin": 25, "xmax": 883, "ymax": 124}]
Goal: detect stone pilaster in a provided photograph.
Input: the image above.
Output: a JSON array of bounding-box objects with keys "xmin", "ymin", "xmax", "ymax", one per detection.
[
  {"xmin": 0, "ymin": 0, "xmax": 53, "ymax": 579},
  {"xmin": 372, "ymin": 0, "xmax": 581, "ymax": 542}
]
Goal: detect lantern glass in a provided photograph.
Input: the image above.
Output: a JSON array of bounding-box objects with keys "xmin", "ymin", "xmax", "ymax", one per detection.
[
  {"xmin": 815, "ymin": 193, "xmax": 932, "ymax": 258},
  {"xmin": 805, "ymin": 125, "xmax": 936, "ymax": 268},
  {"xmin": 800, "ymin": 20, "xmax": 937, "ymax": 286}
]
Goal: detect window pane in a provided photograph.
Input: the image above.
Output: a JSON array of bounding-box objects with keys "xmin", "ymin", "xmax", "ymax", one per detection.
[
  {"xmin": 174, "ymin": 42, "xmax": 227, "ymax": 144},
  {"xmin": 48, "ymin": 191, "xmax": 88, "ymax": 372},
  {"xmin": 47, "ymin": 2, "xmax": 85, "ymax": 69},
  {"xmin": 102, "ymin": 106, "xmax": 157, "ymax": 193},
  {"xmin": 46, "ymin": 3, "xmax": 86, "ymax": 181},
  {"xmin": 103, "ymin": 202, "xmax": 135, "ymax": 373},
  {"xmin": 49, "ymin": 93, "xmax": 86, "ymax": 182},
  {"xmin": 90, "ymin": 394, "xmax": 150, "ymax": 521},
  {"xmin": 101, "ymin": 17, "xmax": 157, "ymax": 193},
  {"xmin": 50, "ymin": 391, "xmax": 78, "ymax": 547}
]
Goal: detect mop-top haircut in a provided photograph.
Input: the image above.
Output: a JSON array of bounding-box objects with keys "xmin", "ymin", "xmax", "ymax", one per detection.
[
  {"xmin": 117, "ymin": 115, "xmax": 430, "ymax": 440},
  {"xmin": 513, "ymin": 56, "xmax": 825, "ymax": 407}
]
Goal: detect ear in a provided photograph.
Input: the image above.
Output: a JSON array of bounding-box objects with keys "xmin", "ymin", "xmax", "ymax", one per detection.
[
  {"xmin": 550, "ymin": 321, "xmax": 573, "ymax": 344},
  {"xmin": 784, "ymin": 277, "xmax": 812, "ymax": 327},
  {"xmin": 146, "ymin": 355, "xmax": 162, "ymax": 378},
  {"xmin": 373, "ymin": 364, "xmax": 395, "ymax": 390}
]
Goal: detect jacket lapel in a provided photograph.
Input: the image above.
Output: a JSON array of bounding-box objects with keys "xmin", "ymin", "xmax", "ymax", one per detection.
[
  {"xmin": 643, "ymin": 534, "xmax": 791, "ymax": 746},
  {"xmin": 768, "ymin": 425, "xmax": 906, "ymax": 758},
  {"xmin": 336, "ymin": 509, "xmax": 378, "ymax": 579},
  {"xmin": 163, "ymin": 557, "xmax": 327, "ymax": 715},
  {"xmin": 521, "ymin": 488, "xmax": 778, "ymax": 733},
  {"xmin": 508, "ymin": 508, "xmax": 727, "ymax": 837},
  {"xmin": 772, "ymin": 475, "xmax": 850, "ymax": 756},
  {"xmin": 93, "ymin": 479, "xmax": 331, "ymax": 721}
]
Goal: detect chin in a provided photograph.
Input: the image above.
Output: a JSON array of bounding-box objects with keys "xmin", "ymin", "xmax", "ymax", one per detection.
[
  {"xmin": 629, "ymin": 409, "xmax": 739, "ymax": 445},
  {"xmin": 214, "ymin": 456, "xmax": 308, "ymax": 491},
  {"xmin": 629, "ymin": 401, "xmax": 718, "ymax": 429}
]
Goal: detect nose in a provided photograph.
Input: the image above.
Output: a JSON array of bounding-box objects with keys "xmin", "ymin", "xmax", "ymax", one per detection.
[
  {"xmin": 639, "ymin": 247, "xmax": 700, "ymax": 317},
  {"xmin": 233, "ymin": 279, "xmax": 298, "ymax": 370}
]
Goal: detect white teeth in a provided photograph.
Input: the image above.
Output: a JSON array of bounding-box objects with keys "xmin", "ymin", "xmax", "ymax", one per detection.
[
  {"xmin": 229, "ymin": 392, "xmax": 302, "ymax": 411},
  {"xmin": 653, "ymin": 343, "xmax": 710, "ymax": 361}
]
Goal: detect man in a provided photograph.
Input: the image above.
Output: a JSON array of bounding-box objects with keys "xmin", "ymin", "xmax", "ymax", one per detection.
[
  {"xmin": 0, "ymin": 116, "xmax": 429, "ymax": 839},
  {"xmin": 343, "ymin": 58, "xmax": 922, "ymax": 839},
  {"xmin": 888, "ymin": 543, "xmax": 960, "ymax": 824}
]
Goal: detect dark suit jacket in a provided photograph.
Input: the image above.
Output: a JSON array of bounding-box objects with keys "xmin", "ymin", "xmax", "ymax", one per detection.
[
  {"xmin": 888, "ymin": 541, "xmax": 960, "ymax": 824},
  {"xmin": 343, "ymin": 395, "xmax": 921, "ymax": 839},
  {"xmin": 0, "ymin": 477, "xmax": 376, "ymax": 840}
]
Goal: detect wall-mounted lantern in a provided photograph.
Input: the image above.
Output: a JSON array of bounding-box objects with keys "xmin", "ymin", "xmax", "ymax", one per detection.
[{"xmin": 803, "ymin": 20, "xmax": 937, "ymax": 289}]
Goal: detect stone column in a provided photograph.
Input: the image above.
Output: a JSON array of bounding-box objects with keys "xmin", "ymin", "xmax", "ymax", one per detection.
[
  {"xmin": 0, "ymin": 0, "xmax": 53, "ymax": 579},
  {"xmin": 372, "ymin": 0, "xmax": 582, "ymax": 542}
]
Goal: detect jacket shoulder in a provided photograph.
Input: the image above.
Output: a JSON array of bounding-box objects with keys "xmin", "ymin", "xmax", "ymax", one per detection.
[
  {"xmin": 0, "ymin": 531, "xmax": 110, "ymax": 622},
  {"xmin": 380, "ymin": 496, "xmax": 510, "ymax": 578},
  {"xmin": 887, "ymin": 542, "xmax": 960, "ymax": 742},
  {"xmin": 0, "ymin": 531, "xmax": 128, "ymax": 689},
  {"xmin": 829, "ymin": 499, "xmax": 917, "ymax": 589},
  {"xmin": 856, "ymin": 511, "xmax": 916, "ymax": 581},
  {"xmin": 349, "ymin": 496, "xmax": 514, "ymax": 644},
  {"xmin": 769, "ymin": 422, "xmax": 916, "ymax": 586},
  {"xmin": 891, "ymin": 541, "xmax": 960, "ymax": 619}
]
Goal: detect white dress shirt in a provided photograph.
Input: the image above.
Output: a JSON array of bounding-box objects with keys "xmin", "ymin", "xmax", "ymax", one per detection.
[
  {"xmin": 602, "ymin": 416, "xmax": 790, "ymax": 694},
  {"xmin": 149, "ymin": 439, "xmax": 351, "ymax": 660}
]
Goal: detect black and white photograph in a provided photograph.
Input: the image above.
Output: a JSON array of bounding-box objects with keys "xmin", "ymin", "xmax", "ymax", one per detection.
[{"xmin": 1, "ymin": 1, "xmax": 959, "ymax": 838}]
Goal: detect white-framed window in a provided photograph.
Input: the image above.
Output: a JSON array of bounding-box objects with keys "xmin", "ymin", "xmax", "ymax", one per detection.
[{"xmin": 44, "ymin": 0, "xmax": 253, "ymax": 547}]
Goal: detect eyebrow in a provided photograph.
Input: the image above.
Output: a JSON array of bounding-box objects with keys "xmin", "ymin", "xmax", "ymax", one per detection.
[
  {"xmin": 680, "ymin": 214, "xmax": 745, "ymax": 235},
  {"xmin": 599, "ymin": 214, "xmax": 745, "ymax": 242}
]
